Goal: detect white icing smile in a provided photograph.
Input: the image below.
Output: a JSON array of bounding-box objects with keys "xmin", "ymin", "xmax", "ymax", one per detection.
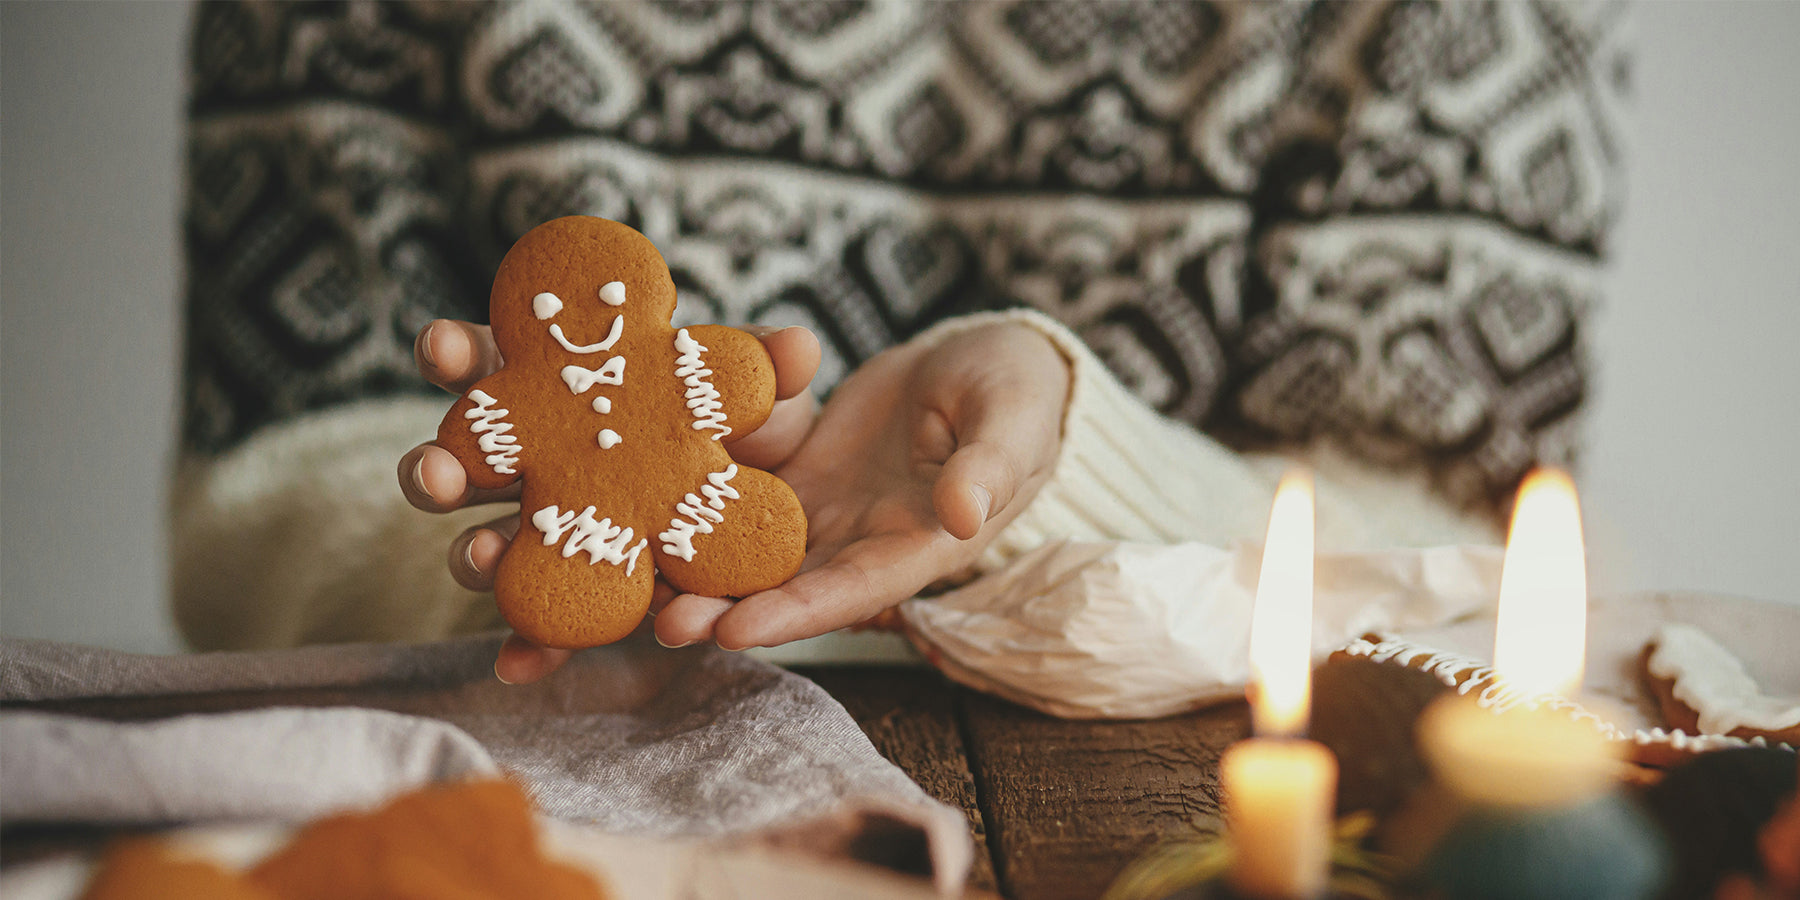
[
  {"xmin": 550, "ymin": 316, "xmax": 623, "ymax": 354},
  {"xmin": 533, "ymin": 287, "xmax": 625, "ymax": 353}
]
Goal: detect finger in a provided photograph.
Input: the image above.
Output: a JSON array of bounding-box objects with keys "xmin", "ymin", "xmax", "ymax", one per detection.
[
  {"xmin": 646, "ymin": 579, "xmax": 680, "ymax": 616},
  {"xmin": 448, "ymin": 514, "xmax": 520, "ymax": 591},
  {"xmin": 416, "ymin": 320, "xmax": 503, "ymax": 394},
  {"xmin": 725, "ymin": 389, "xmax": 817, "ymax": 470},
  {"xmin": 932, "ymin": 380, "xmax": 1066, "ymax": 540},
  {"xmin": 494, "ymin": 633, "xmax": 574, "ymax": 685},
  {"xmin": 743, "ymin": 325, "xmax": 820, "ymax": 400},
  {"xmin": 399, "ymin": 442, "xmax": 523, "ymax": 512},
  {"xmin": 652, "ymin": 594, "xmax": 736, "ymax": 648},
  {"xmin": 712, "ymin": 531, "xmax": 957, "ymax": 650}
]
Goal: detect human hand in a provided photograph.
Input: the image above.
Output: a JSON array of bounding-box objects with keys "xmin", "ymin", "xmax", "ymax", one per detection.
[
  {"xmin": 397, "ymin": 318, "xmax": 822, "ymax": 683},
  {"xmin": 651, "ymin": 320, "xmax": 1071, "ymax": 652}
]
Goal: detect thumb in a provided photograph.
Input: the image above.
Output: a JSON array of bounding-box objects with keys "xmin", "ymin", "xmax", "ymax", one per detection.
[
  {"xmin": 740, "ymin": 324, "xmax": 820, "ymax": 401},
  {"xmin": 932, "ymin": 440, "xmax": 1016, "ymax": 541},
  {"xmin": 493, "ymin": 634, "xmax": 573, "ymax": 685},
  {"xmin": 930, "ymin": 381, "xmax": 1064, "ymax": 540}
]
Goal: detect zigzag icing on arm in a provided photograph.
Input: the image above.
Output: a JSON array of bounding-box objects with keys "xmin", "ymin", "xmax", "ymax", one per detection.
[
  {"xmin": 673, "ymin": 329, "xmax": 731, "ymax": 439},
  {"xmin": 658, "ymin": 465, "xmax": 741, "ymax": 561},
  {"xmin": 533, "ymin": 505, "xmax": 647, "ymax": 577},
  {"xmin": 464, "ymin": 389, "xmax": 521, "ymax": 475}
]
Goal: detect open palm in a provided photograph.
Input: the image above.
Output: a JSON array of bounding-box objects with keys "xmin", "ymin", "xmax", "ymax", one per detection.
[{"xmin": 656, "ymin": 321, "xmax": 1070, "ymax": 651}]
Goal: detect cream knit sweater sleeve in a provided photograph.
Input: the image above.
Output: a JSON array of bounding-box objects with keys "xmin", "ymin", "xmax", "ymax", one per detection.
[
  {"xmin": 170, "ymin": 311, "xmax": 1496, "ymax": 652},
  {"xmin": 171, "ymin": 397, "xmax": 506, "ymax": 650}
]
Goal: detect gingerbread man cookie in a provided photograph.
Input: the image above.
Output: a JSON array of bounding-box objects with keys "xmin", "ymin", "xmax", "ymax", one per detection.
[{"xmin": 436, "ymin": 216, "xmax": 806, "ymax": 648}]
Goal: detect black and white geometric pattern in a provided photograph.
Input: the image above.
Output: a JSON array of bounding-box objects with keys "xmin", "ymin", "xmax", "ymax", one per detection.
[{"xmin": 183, "ymin": 0, "xmax": 1627, "ymax": 509}]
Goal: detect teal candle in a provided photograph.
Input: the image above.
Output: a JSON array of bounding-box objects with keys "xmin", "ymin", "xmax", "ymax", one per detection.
[
  {"xmin": 1416, "ymin": 698, "xmax": 1667, "ymax": 899},
  {"xmin": 1423, "ymin": 791, "xmax": 1667, "ymax": 900}
]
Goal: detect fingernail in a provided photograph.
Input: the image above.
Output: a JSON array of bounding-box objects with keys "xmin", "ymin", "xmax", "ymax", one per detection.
[
  {"xmin": 411, "ymin": 457, "xmax": 429, "ymax": 496},
  {"xmin": 419, "ymin": 321, "xmax": 439, "ymax": 367},
  {"xmin": 745, "ymin": 324, "xmax": 803, "ymax": 339},
  {"xmin": 656, "ymin": 634, "xmax": 695, "ymax": 649},
  {"xmin": 493, "ymin": 661, "xmax": 516, "ymax": 685},
  {"xmin": 461, "ymin": 540, "xmax": 479, "ymax": 577},
  {"xmin": 971, "ymin": 484, "xmax": 993, "ymax": 521}
]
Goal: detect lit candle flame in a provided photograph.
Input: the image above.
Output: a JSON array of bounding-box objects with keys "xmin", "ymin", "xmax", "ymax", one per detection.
[
  {"xmin": 1493, "ymin": 467, "xmax": 1587, "ymax": 700},
  {"xmin": 1249, "ymin": 471, "xmax": 1315, "ymax": 738}
]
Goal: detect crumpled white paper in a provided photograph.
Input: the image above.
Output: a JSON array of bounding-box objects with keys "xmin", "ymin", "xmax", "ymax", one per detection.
[{"xmin": 899, "ymin": 539, "xmax": 1504, "ymax": 719}]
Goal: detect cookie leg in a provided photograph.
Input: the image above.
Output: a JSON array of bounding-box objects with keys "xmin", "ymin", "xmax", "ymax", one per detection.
[
  {"xmin": 651, "ymin": 465, "xmax": 806, "ymax": 599},
  {"xmin": 495, "ymin": 510, "xmax": 656, "ymax": 649}
]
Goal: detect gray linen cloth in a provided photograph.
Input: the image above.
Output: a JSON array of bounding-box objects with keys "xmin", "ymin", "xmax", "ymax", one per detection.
[{"xmin": 0, "ymin": 633, "xmax": 951, "ymax": 841}]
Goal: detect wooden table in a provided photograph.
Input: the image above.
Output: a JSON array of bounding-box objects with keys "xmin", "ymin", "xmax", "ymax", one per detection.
[{"xmin": 797, "ymin": 666, "xmax": 1250, "ymax": 900}]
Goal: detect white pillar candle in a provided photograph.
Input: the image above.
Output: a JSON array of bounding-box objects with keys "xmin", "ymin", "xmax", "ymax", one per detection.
[
  {"xmin": 1226, "ymin": 472, "xmax": 1339, "ymax": 899},
  {"xmin": 1224, "ymin": 738, "xmax": 1338, "ymax": 899}
]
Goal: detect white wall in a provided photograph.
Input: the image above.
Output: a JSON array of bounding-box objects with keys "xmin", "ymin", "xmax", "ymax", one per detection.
[
  {"xmin": 0, "ymin": 2, "xmax": 1795, "ymax": 656},
  {"xmin": 1, "ymin": 2, "xmax": 187, "ymax": 653},
  {"xmin": 1583, "ymin": 1, "xmax": 1800, "ymax": 604}
]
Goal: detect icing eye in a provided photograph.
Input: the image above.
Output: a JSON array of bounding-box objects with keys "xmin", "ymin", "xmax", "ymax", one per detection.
[
  {"xmin": 533, "ymin": 292, "xmax": 563, "ymax": 320},
  {"xmin": 599, "ymin": 281, "xmax": 626, "ymax": 307}
]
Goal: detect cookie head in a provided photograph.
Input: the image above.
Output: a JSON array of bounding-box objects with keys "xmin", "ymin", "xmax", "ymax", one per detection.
[{"xmin": 487, "ymin": 216, "xmax": 678, "ymax": 366}]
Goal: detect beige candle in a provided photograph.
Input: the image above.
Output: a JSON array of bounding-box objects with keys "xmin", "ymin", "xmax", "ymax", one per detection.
[
  {"xmin": 1226, "ymin": 472, "xmax": 1338, "ymax": 900},
  {"xmin": 1224, "ymin": 739, "xmax": 1338, "ymax": 899}
]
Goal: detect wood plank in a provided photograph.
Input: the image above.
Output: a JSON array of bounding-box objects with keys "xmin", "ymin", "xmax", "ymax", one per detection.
[
  {"xmin": 797, "ymin": 666, "xmax": 1000, "ymax": 895},
  {"xmin": 958, "ymin": 692, "xmax": 1250, "ymax": 900}
]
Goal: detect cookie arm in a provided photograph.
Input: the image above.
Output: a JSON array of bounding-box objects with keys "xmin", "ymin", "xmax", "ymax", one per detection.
[
  {"xmin": 436, "ymin": 377, "xmax": 526, "ymax": 491},
  {"xmin": 672, "ymin": 325, "xmax": 778, "ymax": 442}
]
